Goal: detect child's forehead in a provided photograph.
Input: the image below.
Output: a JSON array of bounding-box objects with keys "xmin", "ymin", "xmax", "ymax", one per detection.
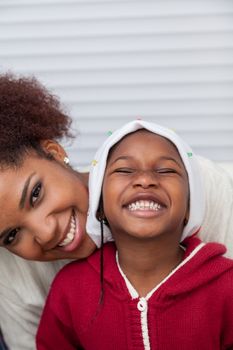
[
  {"xmin": 118, "ymin": 129, "xmax": 169, "ymax": 142},
  {"xmin": 108, "ymin": 129, "xmax": 180, "ymax": 160}
]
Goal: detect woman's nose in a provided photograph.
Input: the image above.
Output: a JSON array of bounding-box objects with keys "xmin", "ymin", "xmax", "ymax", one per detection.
[
  {"xmin": 133, "ymin": 170, "xmax": 158, "ymax": 189},
  {"xmin": 28, "ymin": 215, "xmax": 57, "ymax": 248}
]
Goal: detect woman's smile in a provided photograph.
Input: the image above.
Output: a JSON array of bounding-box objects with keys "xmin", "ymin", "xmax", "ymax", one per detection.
[
  {"xmin": 58, "ymin": 211, "xmax": 77, "ymax": 248},
  {"xmin": 58, "ymin": 210, "xmax": 85, "ymax": 253}
]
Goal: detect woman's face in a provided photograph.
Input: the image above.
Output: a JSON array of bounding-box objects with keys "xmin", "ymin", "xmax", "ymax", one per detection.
[{"xmin": 0, "ymin": 143, "xmax": 96, "ymax": 261}]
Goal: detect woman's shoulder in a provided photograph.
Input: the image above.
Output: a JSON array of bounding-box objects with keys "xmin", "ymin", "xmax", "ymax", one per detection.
[
  {"xmin": 0, "ymin": 248, "xmax": 67, "ymax": 299},
  {"xmin": 197, "ymin": 156, "xmax": 233, "ymax": 180},
  {"xmin": 196, "ymin": 156, "xmax": 233, "ymax": 258}
]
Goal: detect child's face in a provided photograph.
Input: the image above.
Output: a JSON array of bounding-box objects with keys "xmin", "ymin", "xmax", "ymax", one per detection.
[{"xmin": 102, "ymin": 130, "xmax": 189, "ymax": 243}]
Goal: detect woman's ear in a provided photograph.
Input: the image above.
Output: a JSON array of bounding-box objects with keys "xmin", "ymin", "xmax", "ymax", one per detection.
[{"xmin": 40, "ymin": 140, "xmax": 67, "ymax": 162}]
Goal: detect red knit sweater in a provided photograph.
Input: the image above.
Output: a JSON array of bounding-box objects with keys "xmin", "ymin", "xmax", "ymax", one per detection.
[{"xmin": 37, "ymin": 237, "xmax": 233, "ymax": 349}]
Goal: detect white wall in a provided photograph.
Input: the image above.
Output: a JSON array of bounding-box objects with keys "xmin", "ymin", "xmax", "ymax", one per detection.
[{"xmin": 0, "ymin": 0, "xmax": 233, "ymax": 167}]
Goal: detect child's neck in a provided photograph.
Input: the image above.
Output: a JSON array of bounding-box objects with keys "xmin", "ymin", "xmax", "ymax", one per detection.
[{"xmin": 116, "ymin": 236, "xmax": 184, "ymax": 298}]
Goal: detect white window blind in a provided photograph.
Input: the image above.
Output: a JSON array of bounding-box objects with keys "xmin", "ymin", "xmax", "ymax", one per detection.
[{"xmin": 0, "ymin": 0, "xmax": 233, "ymax": 167}]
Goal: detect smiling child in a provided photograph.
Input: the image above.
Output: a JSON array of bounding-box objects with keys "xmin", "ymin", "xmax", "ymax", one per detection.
[{"xmin": 37, "ymin": 120, "xmax": 233, "ymax": 350}]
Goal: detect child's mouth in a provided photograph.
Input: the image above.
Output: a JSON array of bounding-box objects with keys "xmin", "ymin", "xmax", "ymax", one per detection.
[{"xmin": 128, "ymin": 200, "xmax": 161, "ymax": 211}]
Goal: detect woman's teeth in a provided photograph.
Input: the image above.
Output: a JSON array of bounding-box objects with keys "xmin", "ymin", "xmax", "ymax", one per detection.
[
  {"xmin": 128, "ymin": 200, "xmax": 161, "ymax": 211},
  {"xmin": 58, "ymin": 214, "xmax": 76, "ymax": 247}
]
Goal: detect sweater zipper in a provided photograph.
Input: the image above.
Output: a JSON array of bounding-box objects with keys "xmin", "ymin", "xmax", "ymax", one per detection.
[{"xmin": 137, "ymin": 297, "xmax": 150, "ymax": 350}]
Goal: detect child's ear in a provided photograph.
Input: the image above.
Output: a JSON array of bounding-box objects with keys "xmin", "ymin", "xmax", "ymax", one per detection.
[
  {"xmin": 97, "ymin": 201, "xmax": 105, "ymax": 222},
  {"xmin": 184, "ymin": 212, "xmax": 189, "ymax": 226},
  {"xmin": 40, "ymin": 140, "xmax": 67, "ymax": 162},
  {"xmin": 97, "ymin": 198, "xmax": 109, "ymax": 225},
  {"xmin": 184, "ymin": 218, "xmax": 188, "ymax": 226}
]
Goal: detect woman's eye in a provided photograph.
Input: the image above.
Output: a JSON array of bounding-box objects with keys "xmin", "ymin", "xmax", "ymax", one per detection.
[
  {"xmin": 30, "ymin": 182, "xmax": 42, "ymax": 206},
  {"xmin": 3, "ymin": 228, "xmax": 20, "ymax": 246}
]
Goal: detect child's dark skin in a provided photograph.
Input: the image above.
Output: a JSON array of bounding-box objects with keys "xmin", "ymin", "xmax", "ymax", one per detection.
[{"xmin": 102, "ymin": 130, "xmax": 189, "ymax": 296}]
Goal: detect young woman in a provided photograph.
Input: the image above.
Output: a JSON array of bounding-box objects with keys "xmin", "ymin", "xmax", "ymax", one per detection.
[
  {"xmin": 0, "ymin": 74, "xmax": 233, "ymax": 349},
  {"xmin": 37, "ymin": 120, "xmax": 233, "ymax": 349},
  {"xmin": 0, "ymin": 73, "xmax": 97, "ymax": 349}
]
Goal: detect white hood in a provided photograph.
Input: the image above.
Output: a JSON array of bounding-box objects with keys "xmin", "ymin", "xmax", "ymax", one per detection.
[{"xmin": 86, "ymin": 120, "xmax": 205, "ymax": 247}]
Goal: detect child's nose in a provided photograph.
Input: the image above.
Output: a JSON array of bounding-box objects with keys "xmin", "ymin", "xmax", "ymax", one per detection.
[{"xmin": 133, "ymin": 170, "xmax": 158, "ymax": 189}]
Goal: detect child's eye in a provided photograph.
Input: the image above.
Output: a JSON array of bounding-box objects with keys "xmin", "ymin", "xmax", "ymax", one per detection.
[
  {"xmin": 30, "ymin": 182, "xmax": 42, "ymax": 206},
  {"xmin": 3, "ymin": 228, "xmax": 20, "ymax": 246},
  {"xmin": 114, "ymin": 168, "xmax": 134, "ymax": 174},
  {"xmin": 156, "ymin": 168, "xmax": 177, "ymax": 174}
]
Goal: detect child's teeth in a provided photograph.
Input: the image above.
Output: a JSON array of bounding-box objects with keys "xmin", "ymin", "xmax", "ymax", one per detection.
[{"xmin": 128, "ymin": 200, "xmax": 161, "ymax": 211}]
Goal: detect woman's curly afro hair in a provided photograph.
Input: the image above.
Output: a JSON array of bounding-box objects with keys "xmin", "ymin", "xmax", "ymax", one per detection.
[{"xmin": 0, "ymin": 73, "xmax": 73, "ymax": 167}]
